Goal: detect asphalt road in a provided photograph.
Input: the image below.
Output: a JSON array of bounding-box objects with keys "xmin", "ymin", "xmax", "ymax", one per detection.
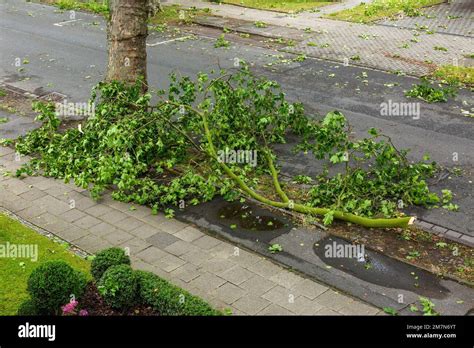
[{"xmin": 1, "ymin": 0, "xmax": 473, "ymax": 236}]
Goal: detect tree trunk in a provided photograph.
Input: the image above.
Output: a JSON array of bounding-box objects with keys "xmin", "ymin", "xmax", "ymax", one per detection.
[{"xmin": 106, "ymin": 0, "xmax": 149, "ymax": 90}]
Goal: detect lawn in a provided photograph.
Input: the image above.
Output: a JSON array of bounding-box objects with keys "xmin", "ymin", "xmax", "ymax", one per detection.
[
  {"xmin": 0, "ymin": 213, "xmax": 90, "ymax": 315},
  {"xmin": 326, "ymin": 0, "xmax": 445, "ymax": 23},
  {"xmin": 213, "ymin": 0, "xmax": 334, "ymax": 13}
]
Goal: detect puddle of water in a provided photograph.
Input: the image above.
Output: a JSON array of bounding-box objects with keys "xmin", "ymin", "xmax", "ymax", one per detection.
[
  {"xmin": 176, "ymin": 197, "xmax": 292, "ymax": 242},
  {"xmin": 314, "ymin": 236, "xmax": 449, "ymax": 299},
  {"xmin": 218, "ymin": 202, "xmax": 285, "ymax": 231}
]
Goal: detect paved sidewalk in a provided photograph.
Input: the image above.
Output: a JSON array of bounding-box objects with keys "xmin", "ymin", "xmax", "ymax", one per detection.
[
  {"xmin": 0, "ymin": 145, "xmax": 380, "ymax": 315},
  {"xmin": 378, "ymin": 0, "xmax": 474, "ymax": 37},
  {"xmin": 166, "ymin": 0, "xmax": 474, "ymax": 76}
]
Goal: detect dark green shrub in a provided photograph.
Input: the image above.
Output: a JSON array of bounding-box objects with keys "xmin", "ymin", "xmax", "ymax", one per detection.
[
  {"xmin": 97, "ymin": 264, "xmax": 138, "ymax": 310},
  {"xmin": 27, "ymin": 261, "xmax": 87, "ymax": 315},
  {"xmin": 136, "ymin": 270, "xmax": 221, "ymax": 316},
  {"xmin": 91, "ymin": 247, "xmax": 130, "ymax": 282},
  {"xmin": 17, "ymin": 299, "xmax": 39, "ymax": 316}
]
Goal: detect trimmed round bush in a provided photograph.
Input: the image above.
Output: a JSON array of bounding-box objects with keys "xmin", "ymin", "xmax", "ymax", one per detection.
[
  {"xmin": 27, "ymin": 261, "xmax": 87, "ymax": 315},
  {"xmin": 97, "ymin": 264, "xmax": 138, "ymax": 310},
  {"xmin": 136, "ymin": 270, "xmax": 221, "ymax": 316},
  {"xmin": 91, "ymin": 247, "xmax": 130, "ymax": 282},
  {"xmin": 17, "ymin": 299, "xmax": 39, "ymax": 316}
]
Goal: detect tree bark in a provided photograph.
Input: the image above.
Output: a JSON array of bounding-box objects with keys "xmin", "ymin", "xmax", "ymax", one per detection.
[{"xmin": 106, "ymin": 0, "xmax": 149, "ymax": 90}]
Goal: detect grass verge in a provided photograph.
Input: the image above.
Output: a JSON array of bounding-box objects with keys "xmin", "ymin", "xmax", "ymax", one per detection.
[
  {"xmin": 432, "ymin": 65, "xmax": 473, "ymax": 87},
  {"xmin": 211, "ymin": 0, "xmax": 333, "ymax": 13},
  {"xmin": 326, "ymin": 0, "xmax": 445, "ymax": 23},
  {"xmin": 35, "ymin": 1, "xmax": 210, "ymax": 25},
  {"xmin": 0, "ymin": 213, "xmax": 90, "ymax": 315}
]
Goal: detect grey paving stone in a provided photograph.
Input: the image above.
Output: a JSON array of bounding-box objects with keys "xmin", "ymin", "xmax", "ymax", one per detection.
[
  {"xmin": 258, "ymin": 304, "xmax": 294, "ymax": 315},
  {"xmin": 55, "ymin": 226, "xmax": 90, "ymax": 243},
  {"xmin": 18, "ymin": 175, "xmax": 45, "ymax": 186},
  {"xmin": 35, "ymin": 195, "xmax": 71, "ymax": 215},
  {"xmin": 192, "ymin": 235, "xmax": 222, "ymax": 250},
  {"xmin": 269, "ymin": 271, "xmax": 304, "ymax": 289},
  {"xmin": 313, "ymin": 290, "xmax": 354, "ymax": 311},
  {"xmin": 2, "ymin": 197, "xmax": 33, "ymax": 213},
  {"xmin": 170, "ymin": 263, "xmax": 202, "ymax": 283},
  {"xmin": 136, "ymin": 246, "xmax": 169, "ymax": 264},
  {"xmin": 291, "ymin": 279, "xmax": 329, "ymax": 300},
  {"xmin": 73, "ymin": 196, "xmax": 97, "ymax": 211},
  {"xmin": 0, "ymin": 146, "xmax": 15, "ymax": 157},
  {"xmin": 174, "ymin": 226, "xmax": 204, "ymax": 242},
  {"xmin": 291, "ymin": 296, "xmax": 325, "ymax": 315},
  {"xmin": 112, "ymin": 216, "xmax": 144, "ymax": 232},
  {"xmin": 239, "ymin": 274, "xmax": 277, "ymax": 296},
  {"xmin": 138, "ymin": 213, "xmax": 168, "ymax": 228},
  {"xmin": 180, "ymin": 249, "xmax": 213, "ymax": 266},
  {"xmin": 119, "ymin": 238, "xmax": 152, "ymax": 256},
  {"xmin": 314, "ymin": 307, "xmax": 341, "ymax": 315},
  {"xmin": 129, "ymin": 224, "xmax": 161, "ymax": 239},
  {"xmin": 229, "ymin": 248, "xmax": 261, "ymax": 268},
  {"xmin": 17, "ymin": 205, "xmax": 47, "ymax": 220},
  {"xmin": 34, "ymin": 212, "xmax": 65, "ymax": 232},
  {"xmin": 131, "ymin": 258, "xmax": 159, "ymax": 274},
  {"xmin": 55, "ymin": 190, "xmax": 85, "ymax": 204},
  {"xmin": 103, "ymin": 230, "xmax": 134, "ymax": 245},
  {"xmin": 3, "ymin": 179, "xmax": 30, "ymax": 195},
  {"xmin": 146, "ymin": 231, "xmax": 180, "ymax": 249},
  {"xmin": 131, "ymin": 257, "xmax": 170, "ymax": 279},
  {"xmin": 416, "ymin": 220, "xmax": 434, "ymax": 230},
  {"xmin": 445, "ymin": 230, "xmax": 462, "ymax": 239},
  {"xmin": 124, "ymin": 205, "xmax": 152, "ymax": 218},
  {"xmin": 460, "ymin": 235, "xmax": 474, "ymax": 246},
  {"xmin": 103, "ymin": 197, "xmax": 131, "ymax": 212},
  {"xmin": 233, "ymin": 294, "xmax": 271, "ymax": 315},
  {"xmin": 212, "ymin": 282, "xmax": 246, "ymax": 305},
  {"xmin": 74, "ymin": 235, "xmax": 112, "ymax": 253},
  {"xmin": 100, "ymin": 209, "xmax": 128, "ymax": 225},
  {"xmin": 155, "ymin": 219, "xmax": 188, "ymax": 234},
  {"xmin": 207, "ymin": 242, "xmax": 236, "ymax": 259},
  {"xmin": 89, "ymin": 222, "xmax": 118, "ymax": 237},
  {"xmin": 0, "ymin": 188, "xmax": 18, "ymax": 202},
  {"xmin": 246, "ymin": 259, "xmax": 284, "ymax": 278},
  {"xmin": 200, "ymin": 257, "xmax": 235, "ymax": 274},
  {"xmin": 18, "ymin": 187, "xmax": 47, "ymax": 201},
  {"xmin": 84, "ymin": 204, "xmax": 114, "ymax": 218},
  {"xmin": 188, "ymin": 272, "xmax": 227, "ymax": 293},
  {"xmin": 44, "ymin": 185, "xmax": 74, "ymax": 198},
  {"xmin": 61, "ymin": 209, "xmax": 88, "ymax": 223},
  {"xmin": 338, "ymin": 300, "xmax": 379, "ymax": 315},
  {"xmin": 164, "ymin": 240, "xmax": 200, "ymax": 257},
  {"xmin": 74, "ymin": 215, "xmax": 102, "ymax": 229},
  {"xmin": 38, "ymin": 216, "xmax": 71, "ymax": 234},
  {"xmin": 155, "ymin": 253, "xmax": 187, "ymax": 273},
  {"xmin": 261, "ymin": 285, "xmax": 298, "ymax": 309},
  {"xmin": 431, "ymin": 225, "xmax": 448, "ymax": 234},
  {"xmin": 218, "ymin": 265, "xmax": 254, "ymax": 286}
]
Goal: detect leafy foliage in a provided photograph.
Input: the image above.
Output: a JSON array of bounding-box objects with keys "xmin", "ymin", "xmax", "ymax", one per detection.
[
  {"xmin": 97, "ymin": 265, "xmax": 138, "ymax": 310},
  {"xmin": 27, "ymin": 261, "xmax": 87, "ymax": 315},
  {"xmin": 419, "ymin": 296, "xmax": 439, "ymax": 316},
  {"xmin": 91, "ymin": 247, "xmax": 131, "ymax": 282},
  {"xmin": 17, "ymin": 298, "xmax": 39, "ymax": 316},
  {"xmin": 405, "ymin": 80, "xmax": 457, "ymax": 103},
  {"xmin": 15, "ymin": 66, "xmax": 452, "ymax": 224},
  {"xmin": 137, "ymin": 270, "xmax": 221, "ymax": 315}
]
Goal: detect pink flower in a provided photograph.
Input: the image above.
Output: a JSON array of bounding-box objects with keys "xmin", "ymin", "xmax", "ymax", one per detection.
[
  {"xmin": 79, "ymin": 309, "xmax": 89, "ymax": 316},
  {"xmin": 61, "ymin": 300, "xmax": 78, "ymax": 315}
]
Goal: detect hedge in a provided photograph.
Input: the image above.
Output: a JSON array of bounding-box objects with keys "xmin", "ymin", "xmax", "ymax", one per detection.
[{"xmin": 136, "ymin": 270, "xmax": 221, "ymax": 316}]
